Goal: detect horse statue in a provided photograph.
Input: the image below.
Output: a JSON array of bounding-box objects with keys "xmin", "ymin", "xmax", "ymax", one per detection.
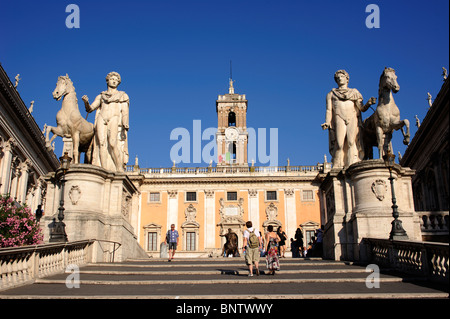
[
  {"xmin": 46, "ymin": 74, "xmax": 94, "ymax": 164},
  {"xmin": 362, "ymin": 67, "xmax": 410, "ymax": 159}
]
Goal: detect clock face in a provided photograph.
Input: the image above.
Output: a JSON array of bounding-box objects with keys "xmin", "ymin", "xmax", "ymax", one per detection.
[{"xmin": 225, "ymin": 127, "xmax": 239, "ymax": 141}]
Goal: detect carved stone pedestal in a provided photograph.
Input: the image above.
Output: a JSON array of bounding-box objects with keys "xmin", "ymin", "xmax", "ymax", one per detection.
[
  {"xmin": 320, "ymin": 160, "xmax": 421, "ymax": 262},
  {"xmin": 41, "ymin": 164, "xmax": 147, "ymax": 261}
]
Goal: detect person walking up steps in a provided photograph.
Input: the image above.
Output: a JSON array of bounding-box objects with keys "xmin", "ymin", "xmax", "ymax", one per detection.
[
  {"xmin": 243, "ymin": 221, "xmax": 262, "ymax": 276},
  {"xmin": 265, "ymin": 225, "xmax": 281, "ymax": 275},
  {"xmin": 165, "ymin": 224, "xmax": 179, "ymax": 262}
]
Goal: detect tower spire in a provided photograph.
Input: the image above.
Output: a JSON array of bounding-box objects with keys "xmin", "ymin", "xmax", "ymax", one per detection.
[{"xmin": 229, "ymin": 60, "xmax": 234, "ymax": 94}]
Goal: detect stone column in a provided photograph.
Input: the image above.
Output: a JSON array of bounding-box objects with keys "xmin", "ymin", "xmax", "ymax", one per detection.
[
  {"xmin": 0, "ymin": 138, "xmax": 15, "ymax": 195},
  {"xmin": 167, "ymin": 190, "xmax": 178, "ymax": 230},
  {"xmin": 248, "ymin": 189, "xmax": 259, "ymax": 228},
  {"xmin": 17, "ymin": 159, "xmax": 31, "ymax": 204},
  {"xmin": 204, "ymin": 190, "xmax": 215, "ymax": 249},
  {"xmin": 32, "ymin": 177, "xmax": 45, "ymax": 213},
  {"xmin": 284, "ymin": 189, "xmax": 296, "ymax": 244}
]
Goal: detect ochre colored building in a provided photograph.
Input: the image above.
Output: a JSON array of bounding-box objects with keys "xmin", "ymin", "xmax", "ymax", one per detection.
[{"xmin": 127, "ymin": 81, "xmax": 325, "ymax": 257}]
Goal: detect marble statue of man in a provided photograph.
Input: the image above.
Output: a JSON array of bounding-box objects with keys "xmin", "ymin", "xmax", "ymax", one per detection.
[
  {"xmin": 82, "ymin": 72, "xmax": 129, "ymax": 172},
  {"xmin": 427, "ymin": 92, "xmax": 433, "ymax": 108},
  {"xmin": 321, "ymin": 70, "xmax": 376, "ymax": 168},
  {"xmin": 14, "ymin": 74, "xmax": 20, "ymax": 88}
]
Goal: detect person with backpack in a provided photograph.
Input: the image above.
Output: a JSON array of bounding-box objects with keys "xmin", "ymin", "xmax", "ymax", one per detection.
[{"xmin": 243, "ymin": 221, "xmax": 262, "ymax": 276}]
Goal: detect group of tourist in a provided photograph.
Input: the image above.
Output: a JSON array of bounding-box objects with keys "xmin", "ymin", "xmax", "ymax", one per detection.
[{"xmin": 163, "ymin": 222, "xmax": 324, "ymax": 276}]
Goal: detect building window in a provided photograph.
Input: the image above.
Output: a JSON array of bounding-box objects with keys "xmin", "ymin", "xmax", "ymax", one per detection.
[
  {"xmin": 228, "ymin": 112, "xmax": 236, "ymax": 127},
  {"xmin": 148, "ymin": 192, "xmax": 160, "ymax": 202},
  {"xmin": 186, "ymin": 232, "xmax": 196, "ymax": 251},
  {"xmin": 306, "ymin": 230, "xmax": 315, "ymax": 246},
  {"xmin": 186, "ymin": 191, "xmax": 197, "ymax": 202},
  {"xmin": 147, "ymin": 232, "xmax": 157, "ymax": 251},
  {"xmin": 227, "ymin": 191, "xmax": 237, "ymax": 201},
  {"xmin": 266, "ymin": 191, "xmax": 277, "ymax": 201},
  {"xmin": 302, "ymin": 190, "xmax": 314, "ymax": 201}
]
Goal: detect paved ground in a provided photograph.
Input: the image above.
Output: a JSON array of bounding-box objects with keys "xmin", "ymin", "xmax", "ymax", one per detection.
[{"xmin": 1, "ymin": 257, "xmax": 448, "ymax": 300}]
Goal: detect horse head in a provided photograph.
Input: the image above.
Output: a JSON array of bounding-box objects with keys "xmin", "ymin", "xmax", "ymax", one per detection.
[
  {"xmin": 52, "ymin": 74, "xmax": 74, "ymax": 101},
  {"xmin": 379, "ymin": 67, "xmax": 400, "ymax": 94}
]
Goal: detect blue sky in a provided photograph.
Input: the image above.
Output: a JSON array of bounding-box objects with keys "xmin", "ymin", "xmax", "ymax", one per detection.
[{"xmin": 1, "ymin": 0, "xmax": 448, "ymax": 168}]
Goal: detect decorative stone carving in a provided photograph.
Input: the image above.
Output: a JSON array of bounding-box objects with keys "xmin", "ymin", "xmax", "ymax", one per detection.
[
  {"xmin": 167, "ymin": 190, "xmax": 178, "ymax": 198},
  {"xmin": 218, "ymin": 197, "xmax": 244, "ymax": 223},
  {"xmin": 68, "ymin": 185, "xmax": 81, "ymax": 205},
  {"xmin": 265, "ymin": 202, "xmax": 278, "ymax": 221},
  {"xmin": 121, "ymin": 192, "xmax": 132, "ymax": 220},
  {"xmin": 184, "ymin": 204, "xmax": 197, "ymax": 223},
  {"xmin": 263, "ymin": 202, "xmax": 282, "ymax": 231},
  {"xmin": 204, "ymin": 190, "xmax": 215, "ymax": 198},
  {"xmin": 248, "ymin": 189, "xmax": 258, "ymax": 197},
  {"xmin": 371, "ymin": 179, "xmax": 387, "ymax": 201},
  {"xmin": 284, "ymin": 189, "xmax": 294, "ymax": 197}
]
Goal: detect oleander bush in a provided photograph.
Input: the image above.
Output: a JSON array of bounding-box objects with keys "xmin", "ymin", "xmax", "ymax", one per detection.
[{"xmin": 0, "ymin": 195, "xmax": 43, "ymax": 248}]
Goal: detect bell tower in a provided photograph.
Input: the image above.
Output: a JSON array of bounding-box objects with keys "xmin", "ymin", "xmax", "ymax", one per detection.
[{"xmin": 216, "ymin": 79, "xmax": 248, "ymax": 166}]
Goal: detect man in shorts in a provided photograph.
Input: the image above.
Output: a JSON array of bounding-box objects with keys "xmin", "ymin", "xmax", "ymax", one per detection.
[
  {"xmin": 165, "ymin": 224, "xmax": 179, "ymax": 262},
  {"xmin": 243, "ymin": 221, "xmax": 262, "ymax": 276}
]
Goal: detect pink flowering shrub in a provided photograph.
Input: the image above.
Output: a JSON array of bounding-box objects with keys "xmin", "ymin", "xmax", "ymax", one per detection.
[{"xmin": 0, "ymin": 195, "xmax": 43, "ymax": 248}]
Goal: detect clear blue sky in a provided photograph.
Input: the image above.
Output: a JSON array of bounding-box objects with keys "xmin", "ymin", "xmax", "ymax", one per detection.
[{"xmin": 1, "ymin": 0, "xmax": 448, "ymax": 168}]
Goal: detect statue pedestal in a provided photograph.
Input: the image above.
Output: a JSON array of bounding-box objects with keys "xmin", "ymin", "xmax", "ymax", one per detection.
[
  {"xmin": 320, "ymin": 160, "xmax": 421, "ymax": 262},
  {"xmin": 41, "ymin": 164, "xmax": 147, "ymax": 261}
]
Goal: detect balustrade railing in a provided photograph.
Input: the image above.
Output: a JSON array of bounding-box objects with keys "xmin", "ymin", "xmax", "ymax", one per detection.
[
  {"xmin": 419, "ymin": 211, "xmax": 449, "ymax": 233},
  {"xmin": 0, "ymin": 240, "xmax": 97, "ymax": 291},
  {"xmin": 364, "ymin": 238, "xmax": 449, "ymax": 284},
  {"xmin": 126, "ymin": 164, "xmax": 323, "ymax": 176}
]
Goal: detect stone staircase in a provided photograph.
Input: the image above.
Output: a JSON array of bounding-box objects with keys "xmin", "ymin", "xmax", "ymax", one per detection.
[{"xmin": 0, "ymin": 257, "xmax": 448, "ymax": 299}]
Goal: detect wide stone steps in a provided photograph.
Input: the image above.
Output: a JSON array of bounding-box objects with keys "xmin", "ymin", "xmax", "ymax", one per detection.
[{"xmin": 0, "ymin": 258, "xmax": 448, "ymax": 299}]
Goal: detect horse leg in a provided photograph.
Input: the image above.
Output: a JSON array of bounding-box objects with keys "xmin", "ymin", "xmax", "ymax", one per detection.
[
  {"xmin": 46, "ymin": 125, "xmax": 64, "ymax": 150},
  {"xmin": 72, "ymin": 131, "xmax": 80, "ymax": 164},
  {"xmin": 401, "ymin": 119, "xmax": 410, "ymax": 145},
  {"xmin": 383, "ymin": 132, "xmax": 392, "ymax": 156},
  {"xmin": 375, "ymin": 126, "xmax": 384, "ymax": 159}
]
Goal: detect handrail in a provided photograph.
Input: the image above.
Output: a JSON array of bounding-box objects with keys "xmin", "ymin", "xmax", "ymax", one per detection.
[{"xmin": 93, "ymin": 239, "xmax": 122, "ymax": 263}]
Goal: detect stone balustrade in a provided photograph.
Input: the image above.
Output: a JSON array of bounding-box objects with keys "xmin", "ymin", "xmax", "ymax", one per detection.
[
  {"xmin": 126, "ymin": 164, "xmax": 323, "ymax": 176},
  {"xmin": 419, "ymin": 211, "xmax": 449, "ymax": 232},
  {"xmin": 364, "ymin": 238, "xmax": 449, "ymax": 284},
  {"xmin": 0, "ymin": 240, "xmax": 95, "ymax": 291}
]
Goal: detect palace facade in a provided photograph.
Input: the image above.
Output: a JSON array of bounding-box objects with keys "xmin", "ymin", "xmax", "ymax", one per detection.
[
  {"xmin": 401, "ymin": 77, "xmax": 449, "ymax": 242},
  {"xmin": 126, "ymin": 80, "xmax": 325, "ymax": 256},
  {"xmin": 0, "ymin": 63, "xmax": 59, "ymax": 212}
]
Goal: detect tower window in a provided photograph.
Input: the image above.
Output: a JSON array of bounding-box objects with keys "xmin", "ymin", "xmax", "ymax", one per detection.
[{"xmin": 228, "ymin": 112, "xmax": 236, "ymax": 127}]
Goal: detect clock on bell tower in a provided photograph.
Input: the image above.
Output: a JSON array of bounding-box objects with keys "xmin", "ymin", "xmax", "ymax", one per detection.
[{"xmin": 216, "ymin": 79, "xmax": 248, "ymax": 166}]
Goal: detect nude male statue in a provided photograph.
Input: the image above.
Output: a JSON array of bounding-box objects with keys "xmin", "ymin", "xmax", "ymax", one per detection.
[
  {"xmin": 82, "ymin": 72, "xmax": 129, "ymax": 172},
  {"xmin": 321, "ymin": 70, "xmax": 376, "ymax": 168}
]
